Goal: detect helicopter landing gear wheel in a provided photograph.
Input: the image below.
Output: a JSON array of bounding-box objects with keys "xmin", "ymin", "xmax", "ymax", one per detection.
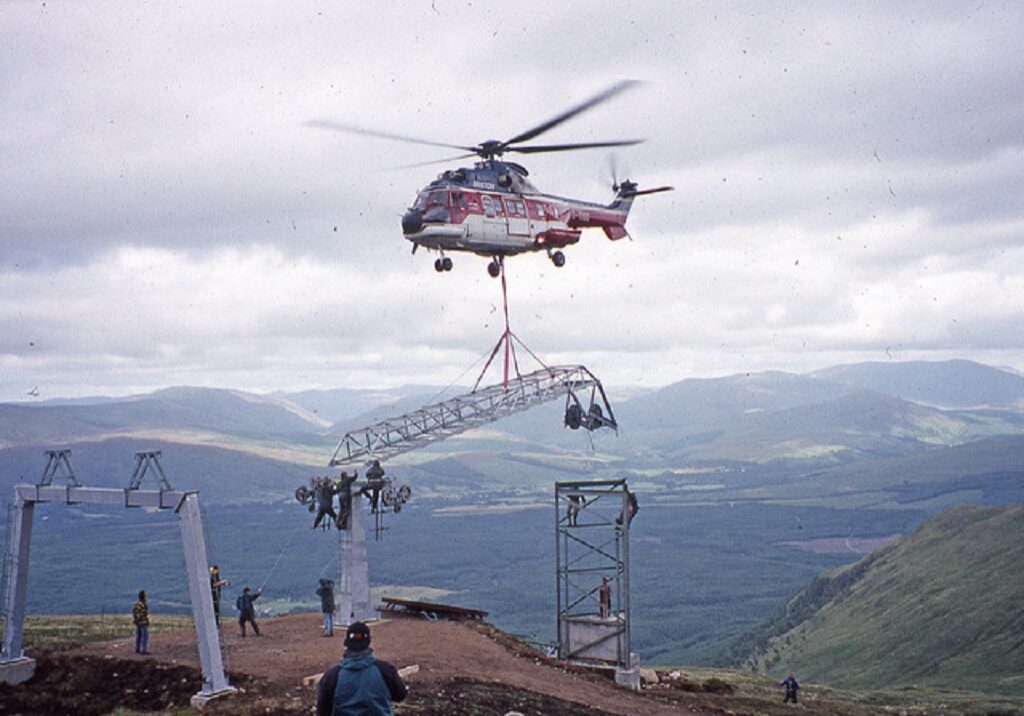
[
  {"xmin": 434, "ymin": 258, "xmax": 445, "ymax": 272},
  {"xmin": 551, "ymin": 250, "xmax": 565, "ymax": 268},
  {"xmin": 487, "ymin": 259, "xmax": 501, "ymax": 278},
  {"xmin": 442, "ymin": 257, "xmax": 453, "ymax": 271}
]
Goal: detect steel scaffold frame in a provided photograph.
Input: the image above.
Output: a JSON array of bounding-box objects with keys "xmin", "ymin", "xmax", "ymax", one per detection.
[{"xmin": 555, "ymin": 479, "xmax": 631, "ymax": 671}]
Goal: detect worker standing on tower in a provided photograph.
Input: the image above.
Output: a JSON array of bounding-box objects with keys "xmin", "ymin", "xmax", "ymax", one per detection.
[{"xmin": 362, "ymin": 460, "xmax": 385, "ymax": 514}]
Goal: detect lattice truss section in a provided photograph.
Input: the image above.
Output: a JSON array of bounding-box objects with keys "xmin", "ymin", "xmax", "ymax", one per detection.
[{"xmin": 329, "ymin": 365, "xmax": 616, "ymax": 468}]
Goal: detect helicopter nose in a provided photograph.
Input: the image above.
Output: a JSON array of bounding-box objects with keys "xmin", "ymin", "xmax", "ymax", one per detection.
[{"xmin": 402, "ymin": 210, "xmax": 423, "ymax": 235}]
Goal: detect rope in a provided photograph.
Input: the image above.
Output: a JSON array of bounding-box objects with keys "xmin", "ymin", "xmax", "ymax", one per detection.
[
  {"xmin": 257, "ymin": 520, "xmax": 304, "ymax": 592},
  {"xmin": 421, "ymin": 343, "xmax": 493, "ymax": 407},
  {"xmin": 317, "ymin": 551, "xmax": 336, "ymax": 578}
]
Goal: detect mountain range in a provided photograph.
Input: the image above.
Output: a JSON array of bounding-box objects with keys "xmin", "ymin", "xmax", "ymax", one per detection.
[{"xmin": 2, "ymin": 359, "xmax": 1023, "ymax": 507}]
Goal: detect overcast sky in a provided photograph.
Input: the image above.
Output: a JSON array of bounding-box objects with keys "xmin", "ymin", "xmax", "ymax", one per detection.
[{"xmin": 2, "ymin": 1, "xmax": 1022, "ymax": 401}]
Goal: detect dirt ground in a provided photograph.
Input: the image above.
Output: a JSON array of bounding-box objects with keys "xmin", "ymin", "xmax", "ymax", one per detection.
[{"xmin": 54, "ymin": 613, "xmax": 725, "ymax": 715}]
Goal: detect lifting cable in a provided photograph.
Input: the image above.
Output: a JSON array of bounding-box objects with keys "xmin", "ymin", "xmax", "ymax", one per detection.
[
  {"xmin": 473, "ymin": 257, "xmax": 549, "ymax": 391},
  {"xmin": 317, "ymin": 551, "xmax": 336, "ymax": 578},
  {"xmin": 257, "ymin": 520, "xmax": 304, "ymax": 592},
  {"xmin": 421, "ymin": 342, "xmax": 494, "ymax": 408}
]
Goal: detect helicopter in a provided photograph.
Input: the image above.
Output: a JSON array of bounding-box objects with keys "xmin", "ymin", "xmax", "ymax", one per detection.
[{"xmin": 310, "ymin": 80, "xmax": 672, "ymax": 277}]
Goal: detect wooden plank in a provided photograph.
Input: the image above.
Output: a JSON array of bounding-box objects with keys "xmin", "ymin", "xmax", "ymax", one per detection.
[{"xmin": 379, "ymin": 595, "xmax": 488, "ymax": 620}]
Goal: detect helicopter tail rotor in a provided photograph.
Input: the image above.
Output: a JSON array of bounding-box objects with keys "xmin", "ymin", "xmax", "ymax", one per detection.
[
  {"xmin": 619, "ymin": 184, "xmax": 674, "ymax": 198},
  {"xmin": 601, "ymin": 153, "xmax": 628, "ymax": 194}
]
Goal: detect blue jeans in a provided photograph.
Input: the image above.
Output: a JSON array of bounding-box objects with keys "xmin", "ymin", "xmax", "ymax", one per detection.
[
  {"xmin": 323, "ymin": 612, "xmax": 333, "ymax": 635},
  {"xmin": 135, "ymin": 624, "xmax": 149, "ymax": 653}
]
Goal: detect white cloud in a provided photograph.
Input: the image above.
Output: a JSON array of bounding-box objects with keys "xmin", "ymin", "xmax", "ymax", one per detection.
[{"xmin": 1, "ymin": 1, "xmax": 1022, "ymax": 400}]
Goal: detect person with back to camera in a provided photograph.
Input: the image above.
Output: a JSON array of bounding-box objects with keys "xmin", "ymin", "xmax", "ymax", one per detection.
[
  {"xmin": 132, "ymin": 589, "xmax": 150, "ymax": 654},
  {"xmin": 236, "ymin": 586, "xmax": 262, "ymax": 637},
  {"xmin": 317, "ymin": 578, "xmax": 336, "ymax": 636},
  {"xmin": 316, "ymin": 621, "xmax": 407, "ymax": 716},
  {"xmin": 781, "ymin": 672, "xmax": 800, "ymax": 703}
]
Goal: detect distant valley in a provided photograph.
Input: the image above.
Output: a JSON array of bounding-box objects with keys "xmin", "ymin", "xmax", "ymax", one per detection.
[{"xmin": 2, "ymin": 358, "xmax": 1023, "ymax": 673}]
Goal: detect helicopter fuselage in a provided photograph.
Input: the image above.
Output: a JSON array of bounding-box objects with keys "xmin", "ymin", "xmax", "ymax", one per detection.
[{"xmin": 402, "ymin": 160, "xmax": 634, "ymax": 273}]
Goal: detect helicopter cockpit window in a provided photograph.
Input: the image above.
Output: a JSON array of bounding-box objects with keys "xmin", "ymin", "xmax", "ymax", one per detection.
[{"xmin": 427, "ymin": 191, "xmax": 449, "ymax": 207}]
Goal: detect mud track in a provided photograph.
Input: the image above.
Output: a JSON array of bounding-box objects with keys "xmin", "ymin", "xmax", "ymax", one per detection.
[{"xmin": 38, "ymin": 613, "xmax": 725, "ymax": 715}]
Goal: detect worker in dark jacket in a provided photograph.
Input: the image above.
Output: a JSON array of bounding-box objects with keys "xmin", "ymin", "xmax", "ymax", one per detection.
[
  {"xmin": 362, "ymin": 460, "xmax": 385, "ymax": 514},
  {"xmin": 313, "ymin": 477, "xmax": 339, "ymax": 530},
  {"xmin": 236, "ymin": 586, "xmax": 262, "ymax": 637},
  {"xmin": 781, "ymin": 672, "xmax": 800, "ymax": 703},
  {"xmin": 336, "ymin": 471, "xmax": 358, "ymax": 530},
  {"xmin": 209, "ymin": 565, "xmax": 229, "ymax": 626},
  {"xmin": 316, "ymin": 621, "xmax": 407, "ymax": 716},
  {"xmin": 317, "ymin": 578, "xmax": 336, "ymax": 636}
]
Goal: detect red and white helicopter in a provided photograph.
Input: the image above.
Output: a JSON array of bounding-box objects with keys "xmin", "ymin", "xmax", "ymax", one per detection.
[{"xmin": 311, "ymin": 81, "xmax": 672, "ymax": 277}]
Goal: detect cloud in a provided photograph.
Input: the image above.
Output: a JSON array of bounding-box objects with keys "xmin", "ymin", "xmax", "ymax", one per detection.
[{"xmin": 1, "ymin": 1, "xmax": 1022, "ymax": 399}]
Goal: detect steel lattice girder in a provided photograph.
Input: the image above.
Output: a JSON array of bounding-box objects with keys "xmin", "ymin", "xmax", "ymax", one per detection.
[{"xmin": 328, "ymin": 365, "xmax": 615, "ymax": 468}]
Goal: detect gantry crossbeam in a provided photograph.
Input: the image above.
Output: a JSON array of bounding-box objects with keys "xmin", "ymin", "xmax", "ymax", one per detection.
[{"xmin": 328, "ymin": 364, "xmax": 616, "ymax": 468}]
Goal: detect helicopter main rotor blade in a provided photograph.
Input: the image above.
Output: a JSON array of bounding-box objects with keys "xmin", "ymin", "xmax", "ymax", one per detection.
[
  {"xmin": 501, "ymin": 79, "xmax": 640, "ymax": 148},
  {"xmin": 508, "ymin": 139, "xmax": 644, "ymax": 155},
  {"xmin": 306, "ymin": 120, "xmax": 476, "ymax": 153},
  {"xmin": 387, "ymin": 152, "xmax": 480, "ymax": 171}
]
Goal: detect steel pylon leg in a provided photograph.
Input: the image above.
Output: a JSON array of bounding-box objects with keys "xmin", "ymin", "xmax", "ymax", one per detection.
[
  {"xmin": 338, "ymin": 495, "xmax": 374, "ymax": 624},
  {"xmin": 0, "ymin": 492, "xmax": 36, "ymax": 684},
  {"xmin": 177, "ymin": 493, "xmax": 234, "ymax": 699}
]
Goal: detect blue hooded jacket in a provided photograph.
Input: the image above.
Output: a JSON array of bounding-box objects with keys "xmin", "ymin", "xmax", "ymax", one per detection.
[{"xmin": 332, "ymin": 651, "xmax": 393, "ymax": 716}]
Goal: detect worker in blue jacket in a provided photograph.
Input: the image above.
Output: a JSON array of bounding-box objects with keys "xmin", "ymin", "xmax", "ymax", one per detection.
[
  {"xmin": 316, "ymin": 621, "xmax": 407, "ymax": 716},
  {"xmin": 781, "ymin": 672, "xmax": 800, "ymax": 703}
]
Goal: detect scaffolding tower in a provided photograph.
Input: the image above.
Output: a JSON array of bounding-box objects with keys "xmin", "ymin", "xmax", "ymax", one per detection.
[{"xmin": 555, "ymin": 479, "xmax": 638, "ymax": 688}]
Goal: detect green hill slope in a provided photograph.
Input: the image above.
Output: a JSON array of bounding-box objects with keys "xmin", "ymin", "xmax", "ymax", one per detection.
[{"xmin": 731, "ymin": 503, "xmax": 1024, "ymax": 695}]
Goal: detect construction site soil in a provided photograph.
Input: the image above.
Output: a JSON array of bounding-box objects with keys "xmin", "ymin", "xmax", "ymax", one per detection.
[{"xmin": 0, "ymin": 613, "xmax": 742, "ymax": 715}]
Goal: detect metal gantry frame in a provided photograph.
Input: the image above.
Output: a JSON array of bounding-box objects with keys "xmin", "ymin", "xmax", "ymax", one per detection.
[
  {"xmin": 0, "ymin": 451, "xmax": 234, "ymax": 702},
  {"xmin": 329, "ymin": 364, "xmax": 616, "ymax": 468},
  {"xmin": 555, "ymin": 479, "xmax": 633, "ymax": 677}
]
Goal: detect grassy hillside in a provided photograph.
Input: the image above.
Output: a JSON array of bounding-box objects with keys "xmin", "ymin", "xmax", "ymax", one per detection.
[
  {"xmin": 733, "ymin": 503, "xmax": 1024, "ymax": 695},
  {"xmin": 0, "ymin": 386, "xmax": 332, "ymax": 448},
  {"xmin": 730, "ymin": 434, "xmax": 1024, "ymax": 509}
]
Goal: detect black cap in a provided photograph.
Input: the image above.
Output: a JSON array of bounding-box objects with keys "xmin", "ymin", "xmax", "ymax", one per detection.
[{"xmin": 344, "ymin": 621, "xmax": 371, "ymax": 650}]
